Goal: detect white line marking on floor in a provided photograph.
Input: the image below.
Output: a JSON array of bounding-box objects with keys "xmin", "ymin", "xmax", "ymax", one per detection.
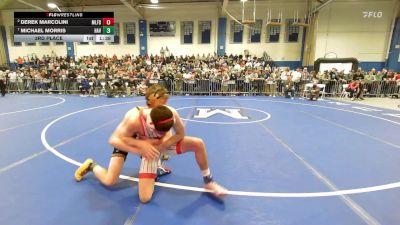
[
  {"xmin": 301, "ymin": 110, "xmax": 400, "ymax": 149},
  {"xmin": 0, "ymin": 118, "xmax": 118, "ymax": 174},
  {"xmin": 0, "ymin": 96, "xmax": 65, "ymax": 116},
  {"xmin": 258, "ymin": 123, "xmax": 381, "ymax": 225},
  {"xmin": 0, "ymin": 115, "xmax": 62, "ymax": 133},
  {"xmin": 41, "ymin": 98, "xmax": 400, "ymax": 198}
]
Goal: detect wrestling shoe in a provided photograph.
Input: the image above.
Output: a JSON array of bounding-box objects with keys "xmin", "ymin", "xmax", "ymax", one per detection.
[
  {"xmin": 204, "ymin": 181, "xmax": 228, "ymax": 198},
  {"xmin": 156, "ymin": 166, "xmax": 172, "ymax": 181},
  {"xmin": 74, "ymin": 159, "xmax": 93, "ymax": 182}
]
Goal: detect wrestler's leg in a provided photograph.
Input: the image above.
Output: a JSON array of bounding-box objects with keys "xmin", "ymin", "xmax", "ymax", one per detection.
[
  {"xmin": 92, "ymin": 156, "xmax": 125, "ymax": 186},
  {"xmin": 75, "ymin": 149, "xmax": 126, "ymax": 186},
  {"xmin": 138, "ymin": 178, "xmax": 156, "ymax": 203},
  {"xmin": 177, "ymin": 136, "xmax": 227, "ymax": 197},
  {"xmin": 138, "ymin": 157, "xmax": 158, "ymax": 203}
]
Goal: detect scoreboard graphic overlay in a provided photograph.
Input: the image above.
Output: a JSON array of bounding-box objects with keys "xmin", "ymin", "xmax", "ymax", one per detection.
[{"xmin": 14, "ymin": 12, "xmax": 114, "ymax": 42}]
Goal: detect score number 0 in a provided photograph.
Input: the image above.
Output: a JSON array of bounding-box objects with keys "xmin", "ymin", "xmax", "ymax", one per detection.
[{"xmin": 102, "ymin": 18, "xmax": 115, "ymax": 26}]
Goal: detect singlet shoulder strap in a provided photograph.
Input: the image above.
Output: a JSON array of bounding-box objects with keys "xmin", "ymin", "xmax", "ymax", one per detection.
[{"xmin": 137, "ymin": 107, "xmax": 147, "ymax": 136}]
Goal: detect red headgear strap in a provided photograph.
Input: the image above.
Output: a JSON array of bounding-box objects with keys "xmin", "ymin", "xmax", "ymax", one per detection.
[{"xmin": 153, "ymin": 117, "xmax": 174, "ymax": 125}]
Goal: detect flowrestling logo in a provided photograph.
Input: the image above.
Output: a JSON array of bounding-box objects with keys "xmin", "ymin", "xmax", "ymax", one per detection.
[{"xmin": 363, "ymin": 11, "xmax": 383, "ymax": 18}]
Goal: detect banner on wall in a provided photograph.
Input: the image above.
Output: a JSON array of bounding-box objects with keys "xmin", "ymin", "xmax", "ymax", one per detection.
[
  {"xmin": 314, "ymin": 58, "xmax": 359, "ymax": 74},
  {"xmin": 149, "ymin": 21, "xmax": 176, "ymax": 37}
]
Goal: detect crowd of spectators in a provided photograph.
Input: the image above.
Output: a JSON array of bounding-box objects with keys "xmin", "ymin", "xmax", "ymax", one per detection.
[{"xmin": 0, "ymin": 53, "xmax": 399, "ymax": 99}]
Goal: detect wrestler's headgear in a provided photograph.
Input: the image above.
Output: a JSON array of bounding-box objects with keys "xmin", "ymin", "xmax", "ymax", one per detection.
[
  {"xmin": 145, "ymin": 84, "xmax": 169, "ymax": 107},
  {"xmin": 150, "ymin": 105, "xmax": 174, "ymax": 132}
]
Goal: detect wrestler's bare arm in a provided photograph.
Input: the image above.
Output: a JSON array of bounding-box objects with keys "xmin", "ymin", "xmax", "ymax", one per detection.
[{"xmin": 108, "ymin": 108, "xmax": 160, "ymax": 160}]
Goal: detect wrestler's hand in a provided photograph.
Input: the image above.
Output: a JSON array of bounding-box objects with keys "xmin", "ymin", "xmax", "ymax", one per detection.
[{"xmin": 138, "ymin": 141, "xmax": 160, "ymax": 160}]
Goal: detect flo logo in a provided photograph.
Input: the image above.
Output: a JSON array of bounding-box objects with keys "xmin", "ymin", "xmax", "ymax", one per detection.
[
  {"xmin": 362, "ymin": 11, "xmax": 383, "ymax": 18},
  {"xmin": 194, "ymin": 108, "xmax": 249, "ymax": 119}
]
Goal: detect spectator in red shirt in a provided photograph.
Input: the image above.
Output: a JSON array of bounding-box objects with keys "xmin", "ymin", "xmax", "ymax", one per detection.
[
  {"xmin": 17, "ymin": 57, "xmax": 24, "ymax": 69},
  {"xmin": 394, "ymin": 72, "xmax": 400, "ymax": 81},
  {"xmin": 346, "ymin": 80, "xmax": 364, "ymax": 100}
]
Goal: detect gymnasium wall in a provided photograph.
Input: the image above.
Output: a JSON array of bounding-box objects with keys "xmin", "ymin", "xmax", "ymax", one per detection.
[
  {"xmin": 71, "ymin": 5, "xmax": 141, "ymax": 58},
  {"xmin": 143, "ymin": 0, "xmax": 307, "ymax": 64},
  {"xmin": 223, "ymin": 0, "xmax": 306, "ymax": 63},
  {"xmin": 142, "ymin": 4, "xmax": 218, "ymax": 57},
  {"xmin": 0, "ymin": 1, "xmax": 307, "ymax": 66},
  {"xmin": 315, "ymin": 0, "xmax": 396, "ymax": 70}
]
